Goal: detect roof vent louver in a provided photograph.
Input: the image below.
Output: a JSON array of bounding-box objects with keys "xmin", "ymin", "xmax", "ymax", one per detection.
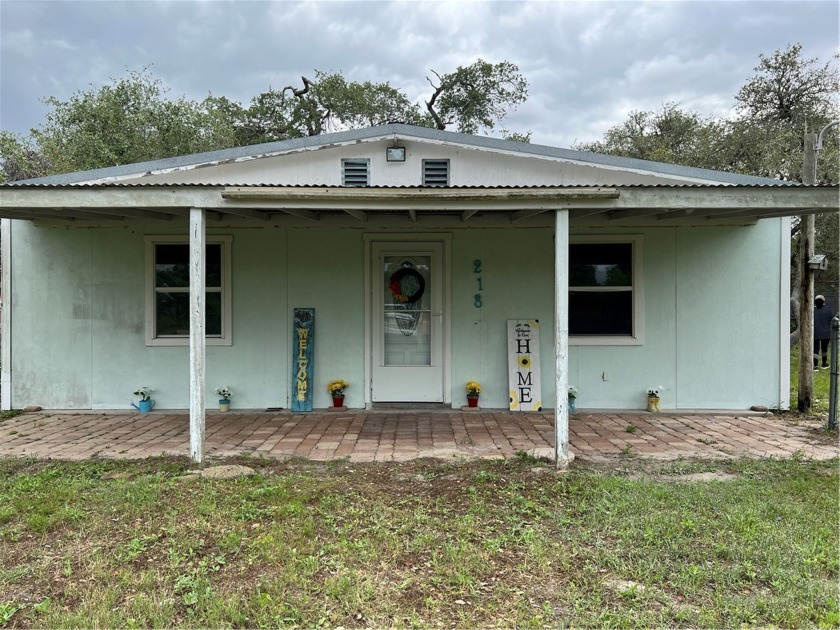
[
  {"xmin": 342, "ymin": 158, "xmax": 369, "ymax": 186},
  {"xmin": 423, "ymin": 159, "xmax": 449, "ymax": 186}
]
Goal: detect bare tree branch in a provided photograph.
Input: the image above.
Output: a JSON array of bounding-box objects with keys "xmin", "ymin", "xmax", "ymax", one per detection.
[{"xmin": 425, "ymin": 71, "xmax": 446, "ymax": 130}]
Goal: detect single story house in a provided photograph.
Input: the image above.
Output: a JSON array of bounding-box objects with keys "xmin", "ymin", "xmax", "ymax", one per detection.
[{"xmin": 1, "ymin": 124, "xmax": 836, "ymax": 463}]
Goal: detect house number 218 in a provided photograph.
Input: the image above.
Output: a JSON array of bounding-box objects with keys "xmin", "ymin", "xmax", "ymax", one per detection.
[{"xmin": 473, "ymin": 259, "xmax": 483, "ymax": 308}]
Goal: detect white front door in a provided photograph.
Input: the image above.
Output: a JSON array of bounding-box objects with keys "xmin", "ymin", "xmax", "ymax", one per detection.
[{"xmin": 370, "ymin": 241, "xmax": 445, "ymax": 402}]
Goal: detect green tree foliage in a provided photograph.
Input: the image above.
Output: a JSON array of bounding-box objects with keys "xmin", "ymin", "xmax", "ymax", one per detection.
[
  {"xmin": 425, "ymin": 59, "xmax": 528, "ymax": 134},
  {"xmin": 234, "ymin": 71, "xmax": 426, "ymax": 142},
  {"xmin": 735, "ymin": 43, "xmax": 838, "ymax": 124},
  {"xmin": 579, "ymin": 103, "xmax": 728, "ymax": 169},
  {"xmin": 27, "ymin": 70, "xmax": 239, "ymax": 176},
  {"xmin": 578, "ymin": 44, "xmax": 839, "ymax": 329},
  {"xmin": 0, "ymin": 61, "xmax": 529, "ymax": 181},
  {"xmin": 577, "ymin": 44, "xmax": 839, "ymax": 183},
  {"xmin": 0, "ymin": 131, "xmax": 52, "ymax": 181}
]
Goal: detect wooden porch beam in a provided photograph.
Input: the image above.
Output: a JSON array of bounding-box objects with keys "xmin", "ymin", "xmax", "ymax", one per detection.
[
  {"xmin": 511, "ymin": 208, "xmax": 549, "ymax": 222},
  {"xmin": 461, "ymin": 209, "xmax": 478, "ymax": 222},
  {"xmin": 1, "ymin": 219, "xmax": 11, "ymax": 410},
  {"xmin": 189, "ymin": 207, "xmax": 206, "ymax": 464},
  {"xmin": 608, "ymin": 207, "xmax": 676, "ymax": 221},
  {"xmin": 554, "ymin": 209, "xmax": 571, "ymax": 469},
  {"xmin": 80, "ymin": 207, "xmax": 175, "ymax": 221},
  {"xmin": 275, "ymin": 208, "xmax": 319, "ymax": 221},
  {"xmin": 342, "ymin": 208, "xmax": 368, "ymax": 221},
  {"xmin": 569, "ymin": 206, "xmax": 613, "ymax": 219},
  {"xmin": 217, "ymin": 207, "xmax": 272, "ymax": 221}
]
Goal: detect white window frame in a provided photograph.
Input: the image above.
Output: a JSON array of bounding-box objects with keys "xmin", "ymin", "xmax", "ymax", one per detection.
[
  {"xmin": 144, "ymin": 235, "xmax": 233, "ymax": 346},
  {"xmin": 569, "ymin": 234, "xmax": 644, "ymax": 346}
]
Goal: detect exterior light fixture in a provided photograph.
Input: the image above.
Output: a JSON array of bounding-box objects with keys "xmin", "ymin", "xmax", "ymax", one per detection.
[{"xmin": 386, "ymin": 146, "xmax": 406, "ymax": 162}]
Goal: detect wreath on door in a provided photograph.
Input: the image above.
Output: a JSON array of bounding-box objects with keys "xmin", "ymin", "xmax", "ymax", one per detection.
[{"xmin": 388, "ymin": 266, "xmax": 425, "ymax": 303}]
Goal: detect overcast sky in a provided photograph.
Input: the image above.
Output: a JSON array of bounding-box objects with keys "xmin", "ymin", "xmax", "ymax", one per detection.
[{"xmin": 1, "ymin": 0, "xmax": 838, "ymax": 149}]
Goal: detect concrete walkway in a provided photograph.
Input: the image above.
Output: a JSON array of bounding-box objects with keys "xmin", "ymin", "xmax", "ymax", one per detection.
[{"xmin": 0, "ymin": 409, "xmax": 835, "ymax": 463}]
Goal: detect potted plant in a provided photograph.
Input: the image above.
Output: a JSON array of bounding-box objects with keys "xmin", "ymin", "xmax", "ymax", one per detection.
[
  {"xmin": 215, "ymin": 386, "xmax": 232, "ymax": 412},
  {"xmin": 466, "ymin": 381, "xmax": 481, "ymax": 408},
  {"xmin": 327, "ymin": 379, "xmax": 348, "ymax": 407},
  {"xmin": 568, "ymin": 385, "xmax": 578, "ymax": 412},
  {"xmin": 132, "ymin": 387, "xmax": 155, "ymax": 413},
  {"xmin": 646, "ymin": 386, "xmax": 661, "ymax": 413}
]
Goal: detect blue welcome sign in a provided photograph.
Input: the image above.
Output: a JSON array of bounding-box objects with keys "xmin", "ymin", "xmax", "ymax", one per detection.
[{"xmin": 291, "ymin": 308, "xmax": 315, "ymax": 411}]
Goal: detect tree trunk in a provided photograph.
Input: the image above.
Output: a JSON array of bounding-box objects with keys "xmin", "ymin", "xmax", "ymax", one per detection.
[
  {"xmin": 797, "ymin": 133, "xmax": 817, "ymax": 411},
  {"xmin": 790, "ymin": 295, "xmax": 800, "ymax": 348}
]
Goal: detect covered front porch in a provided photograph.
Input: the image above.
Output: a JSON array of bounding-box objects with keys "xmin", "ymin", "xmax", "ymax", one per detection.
[{"xmin": 0, "ymin": 409, "xmax": 835, "ymax": 462}]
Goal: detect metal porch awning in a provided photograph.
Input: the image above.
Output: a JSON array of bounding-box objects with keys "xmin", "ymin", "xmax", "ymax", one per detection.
[{"xmin": 0, "ymin": 184, "xmax": 836, "ymax": 226}]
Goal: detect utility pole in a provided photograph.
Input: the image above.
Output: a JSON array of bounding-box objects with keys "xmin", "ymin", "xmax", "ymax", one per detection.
[{"xmin": 797, "ymin": 132, "xmax": 816, "ymax": 411}]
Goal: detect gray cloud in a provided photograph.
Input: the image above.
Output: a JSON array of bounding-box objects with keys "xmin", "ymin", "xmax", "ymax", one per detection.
[{"xmin": 1, "ymin": 0, "xmax": 837, "ymax": 148}]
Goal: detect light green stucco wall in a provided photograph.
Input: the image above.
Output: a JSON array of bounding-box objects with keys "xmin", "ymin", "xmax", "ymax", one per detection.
[{"xmin": 9, "ymin": 219, "xmax": 784, "ymax": 411}]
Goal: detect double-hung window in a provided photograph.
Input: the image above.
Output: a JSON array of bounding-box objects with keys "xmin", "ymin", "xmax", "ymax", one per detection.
[
  {"xmin": 569, "ymin": 236, "xmax": 643, "ymax": 345},
  {"xmin": 145, "ymin": 236, "xmax": 233, "ymax": 346}
]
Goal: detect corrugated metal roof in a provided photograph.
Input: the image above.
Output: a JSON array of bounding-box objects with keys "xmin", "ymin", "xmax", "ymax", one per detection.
[
  {"xmin": 3, "ymin": 182, "xmax": 819, "ymax": 190},
  {"xmin": 5, "ymin": 123, "xmax": 795, "ymax": 187}
]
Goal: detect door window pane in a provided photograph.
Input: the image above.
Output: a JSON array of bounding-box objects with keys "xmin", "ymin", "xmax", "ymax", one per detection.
[{"xmin": 383, "ymin": 256, "xmax": 431, "ymax": 366}]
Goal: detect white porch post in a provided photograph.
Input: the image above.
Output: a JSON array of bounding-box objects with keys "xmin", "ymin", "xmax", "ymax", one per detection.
[
  {"xmin": 554, "ymin": 210, "xmax": 571, "ymax": 467},
  {"xmin": 189, "ymin": 208, "xmax": 206, "ymax": 463},
  {"xmin": 1, "ymin": 219, "xmax": 12, "ymax": 410}
]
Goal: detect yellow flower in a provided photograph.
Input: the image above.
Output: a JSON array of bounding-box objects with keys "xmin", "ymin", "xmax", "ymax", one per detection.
[
  {"xmin": 518, "ymin": 355, "xmax": 531, "ymax": 368},
  {"xmin": 327, "ymin": 379, "xmax": 349, "ymax": 395},
  {"xmin": 466, "ymin": 380, "xmax": 482, "ymax": 396}
]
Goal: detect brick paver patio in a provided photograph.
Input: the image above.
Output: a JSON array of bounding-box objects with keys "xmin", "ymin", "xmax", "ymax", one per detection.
[{"xmin": 0, "ymin": 409, "xmax": 835, "ymax": 462}]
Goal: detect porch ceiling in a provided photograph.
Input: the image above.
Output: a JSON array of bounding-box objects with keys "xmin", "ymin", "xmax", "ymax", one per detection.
[{"xmin": 0, "ymin": 184, "xmax": 836, "ymax": 226}]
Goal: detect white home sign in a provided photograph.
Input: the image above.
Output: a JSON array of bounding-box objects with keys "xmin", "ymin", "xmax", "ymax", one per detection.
[{"xmin": 508, "ymin": 319, "xmax": 542, "ymax": 411}]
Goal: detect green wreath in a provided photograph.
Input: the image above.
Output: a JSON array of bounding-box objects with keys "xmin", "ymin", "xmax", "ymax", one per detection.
[{"xmin": 389, "ymin": 267, "xmax": 425, "ymax": 303}]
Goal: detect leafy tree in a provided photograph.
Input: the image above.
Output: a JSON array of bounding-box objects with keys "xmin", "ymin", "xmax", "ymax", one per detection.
[
  {"xmin": 578, "ymin": 103, "xmax": 727, "ymax": 168},
  {"xmin": 577, "ymin": 44, "xmax": 839, "ymax": 352},
  {"xmin": 735, "ymin": 43, "xmax": 838, "ymax": 125},
  {"xmin": 29, "ymin": 70, "xmax": 240, "ymax": 174},
  {"xmin": 240, "ymin": 61, "xmax": 528, "ymax": 141},
  {"xmin": 576, "ymin": 45, "xmax": 839, "ymax": 183},
  {"xmin": 236, "ymin": 71, "xmax": 426, "ymax": 141},
  {"xmin": 425, "ymin": 59, "xmax": 528, "ymax": 134},
  {"xmin": 0, "ymin": 132, "xmax": 51, "ymax": 182},
  {"xmin": 0, "ymin": 61, "xmax": 530, "ymax": 180}
]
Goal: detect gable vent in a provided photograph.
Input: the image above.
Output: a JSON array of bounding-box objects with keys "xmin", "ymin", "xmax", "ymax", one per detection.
[
  {"xmin": 342, "ymin": 158, "xmax": 369, "ymax": 186},
  {"xmin": 423, "ymin": 159, "xmax": 449, "ymax": 186}
]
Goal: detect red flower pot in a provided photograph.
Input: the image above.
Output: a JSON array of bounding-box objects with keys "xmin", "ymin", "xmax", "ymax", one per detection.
[
  {"xmin": 332, "ymin": 396, "xmax": 345, "ymax": 408},
  {"xmin": 467, "ymin": 396, "xmax": 479, "ymax": 408}
]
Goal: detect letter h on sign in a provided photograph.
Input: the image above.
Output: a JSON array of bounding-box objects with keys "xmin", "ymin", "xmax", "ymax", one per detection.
[{"xmin": 507, "ymin": 319, "xmax": 542, "ymax": 412}]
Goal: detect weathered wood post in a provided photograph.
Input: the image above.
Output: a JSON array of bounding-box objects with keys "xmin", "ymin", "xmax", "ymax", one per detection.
[
  {"xmin": 189, "ymin": 207, "xmax": 206, "ymax": 463},
  {"xmin": 554, "ymin": 209, "xmax": 570, "ymax": 468},
  {"xmin": 797, "ymin": 133, "xmax": 816, "ymax": 410}
]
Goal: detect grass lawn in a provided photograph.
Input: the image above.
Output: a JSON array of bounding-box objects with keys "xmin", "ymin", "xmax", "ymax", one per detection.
[{"xmin": 1, "ymin": 454, "xmax": 837, "ymax": 628}]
